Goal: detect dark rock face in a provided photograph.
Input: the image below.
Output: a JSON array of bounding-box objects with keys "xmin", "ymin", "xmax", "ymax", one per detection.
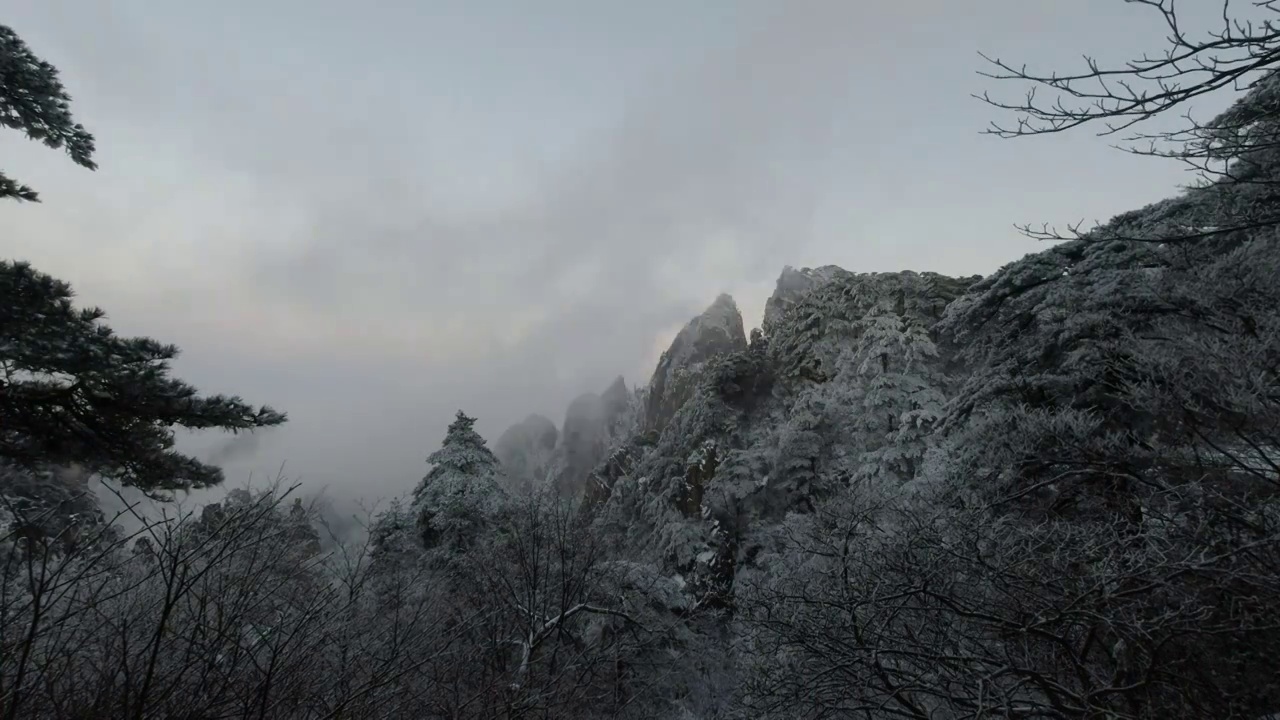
[
  {"xmin": 551, "ymin": 377, "xmax": 633, "ymax": 499},
  {"xmin": 601, "ymin": 375, "xmax": 630, "ymax": 419},
  {"xmin": 559, "ymin": 393, "xmax": 607, "ymax": 494},
  {"xmin": 493, "ymin": 414, "xmax": 558, "ymax": 491},
  {"xmin": 643, "ymin": 294, "xmax": 747, "ymax": 435}
]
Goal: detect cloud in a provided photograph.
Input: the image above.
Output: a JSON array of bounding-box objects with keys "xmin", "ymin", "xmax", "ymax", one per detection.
[
  {"xmin": 202, "ymin": 430, "xmax": 276, "ymax": 468},
  {"xmin": 228, "ymin": 1, "xmax": 860, "ymax": 388}
]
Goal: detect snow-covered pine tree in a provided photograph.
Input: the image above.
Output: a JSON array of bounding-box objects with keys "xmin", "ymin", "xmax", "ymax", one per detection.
[
  {"xmin": 410, "ymin": 410, "xmax": 505, "ymax": 551},
  {"xmin": 369, "ymin": 497, "xmax": 415, "ymax": 557},
  {"xmin": 769, "ymin": 391, "xmax": 828, "ymax": 509},
  {"xmin": 841, "ymin": 309, "xmax": 948, "ymax": 488},
  {"xmin": 0, "ymin": 261, "xmax": 287, "ymax": 494},
  {"xmin": 0, "ymin": 24, "xmax": 97, "ymax": 202}
]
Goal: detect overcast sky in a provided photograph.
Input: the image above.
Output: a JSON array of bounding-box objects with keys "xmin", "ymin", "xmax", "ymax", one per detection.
[{"xmin": 2, "ymin": 0, "xmax": 1239, "ymax": 505}]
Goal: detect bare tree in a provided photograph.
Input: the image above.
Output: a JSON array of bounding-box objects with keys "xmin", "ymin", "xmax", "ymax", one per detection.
[
  {"xmin": 2, "ymin": 475, "xmax": 711, "ymax": 719},
  {"xmin": 978, "ymin": 0, "xmax": 1280, "ymax": 243},
  {"xmin": 0, "ymin": 481, "xmax": 466, "ymax": 719},
  {"xmin": 420, "ymin": 489, "xmax": 658, "ymax": 719},
  {"xmin": 736, "ymin": 476, "xmax": 1280, "ymax": 719}
]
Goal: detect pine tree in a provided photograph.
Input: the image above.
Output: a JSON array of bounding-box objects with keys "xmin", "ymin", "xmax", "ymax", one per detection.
[
  {"xmin": 1, "ymin": 26, "xmax": 284, "ymax": 494},
  {"xmin": 0, "ymin": 261, "xmax": 286, "ymax": 493},
  {"xmin": 771, "ymin": 391, "xmax": 827, "ymax": 506},
  {"xmin": 842, "ymin": 311, "xmax": 947, "ymax": 487},
  {"xmin": 1, "ymin": 24, "xmax": 97, "ymax": 201},
  {"xmin": 410, "ymin": 410, "xmax": 504, "ymax": 550},
  {"xmin": 369, "ymin": 497, "xmax": 418, "ymax": 562}
]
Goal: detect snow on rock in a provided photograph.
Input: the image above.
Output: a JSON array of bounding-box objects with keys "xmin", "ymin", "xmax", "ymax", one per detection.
[
  {"xmin": 762, "ymin": 265, "xmax": 845, "ymax": 333},
  {"xmin": 643, "ymin": 294, "xmax": 747, "ymax": 434},
  {"xmin": 550, "ymin": 376, "xmax": 634, "ymax": 498}
]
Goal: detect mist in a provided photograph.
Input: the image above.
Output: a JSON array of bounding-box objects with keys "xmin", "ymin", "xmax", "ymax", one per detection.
[{"xmin": 4, "ymin": 0, "xmax": 1197, "ymax": 511}]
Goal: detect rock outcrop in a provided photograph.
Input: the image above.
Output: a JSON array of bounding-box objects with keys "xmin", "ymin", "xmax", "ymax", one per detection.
[
  {"xmin": 761, "ymin": 265, "xmax": 844, "ymax": 333},
  {"xmin": 493, "ymin": 414, "xmax": 558, "ymax": 491},
  {"xmin": 553, "ymin": 376, "xmax": 633, "ymax": 498},
  {"xmin": 643, "ymin": 294, "xmax": 747, "ymax": 434},
  {"xmin": 601, "ymin": 375, "xmax": 630, "ymax": 421}
]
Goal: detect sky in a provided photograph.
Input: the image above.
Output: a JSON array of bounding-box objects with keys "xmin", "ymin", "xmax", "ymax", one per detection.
[{"xmin": 2, "ymin": 0, "xmax": 1244, "ymax": 508}]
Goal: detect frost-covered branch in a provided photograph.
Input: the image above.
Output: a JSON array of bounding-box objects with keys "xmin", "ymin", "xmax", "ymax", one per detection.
[{"xmin": 978, "ymin": 1, "xmax": 1280, "ymax": 243}]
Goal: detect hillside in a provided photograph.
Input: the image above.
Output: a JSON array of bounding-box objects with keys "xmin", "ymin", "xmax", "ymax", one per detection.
[{"xmin": 470, "ymin": 205, "xmax": 1280, "ymax": 715}]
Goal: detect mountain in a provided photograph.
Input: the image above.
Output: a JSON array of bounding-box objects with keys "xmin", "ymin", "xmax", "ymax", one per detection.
[
  {"xmin": 644, "ymin": 293, "xmax": 748, "ymax": 435},
  {"xmin": 552, "ymin": 382, "xmax": 629, "ymax": 498},
  {"xmin": 493, "ymin": 376, "xmax": 639, "ymax": 498},
  {"xmin": 19, "ymin": 228, "xmax": 1279, "ymax": 718},
  {"xmin": 760, "ymin": 264, "xmax": 843, "ymax": 333},
  {"xmin": 496, "ymin": 293, "xmax": 752, "ymax": 501},
  {"xmin": 460, "ymin": 208, "xmax": 1280, "ymax": 714},
  {"xmin": 12, "ymin": 28, "xmax": 1280, "ymax": 719},
  {"xmin": 505, "ymin": 266, "xmax": 979, "ymax": 601},
  {"xmin": 581, "ymin": 268, "xmax": 976, "ymax": 601}
]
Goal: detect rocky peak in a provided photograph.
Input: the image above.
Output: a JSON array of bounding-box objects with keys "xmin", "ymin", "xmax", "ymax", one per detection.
[
  {"xmin": 601, "ymin": 375, "xmax": 630, "ymax": 416},
  {"xmin": 493, "ymin": 414, "xmax": 559, "ymax": 490},
  {"xmin": 554, "ymin": 381, "xmax": 633, "ymax": 498},
  {"xmin": 644, "ymin": 294, "xmax": 748, "ymax": 434},
  {"xmin": 762, "ymin": 265, "xmax": 847, "ymax": 333}
]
